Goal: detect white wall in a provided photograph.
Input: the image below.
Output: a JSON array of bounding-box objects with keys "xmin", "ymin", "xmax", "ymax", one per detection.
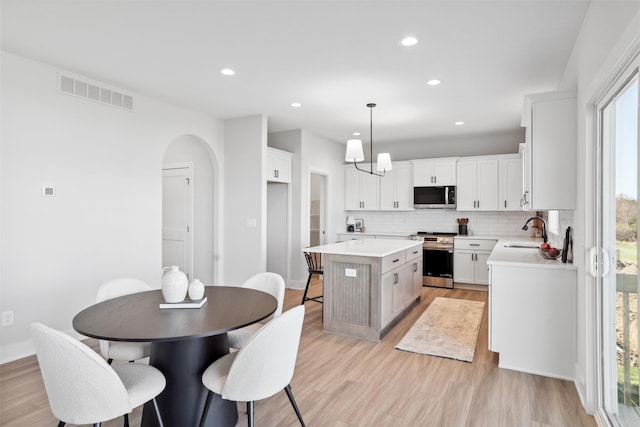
[
  {"xmin": 373, "ymin": 128, "xmax": 524, "ymax": 161},
  {"xmin": 269, "ymin": 129, "xmax": 346, "ymax": 287},
  {"xmin": 0, "ymin": 51, "xmax": 224, "ymax": 363},
  {"xmin": 163, "ymin": 135, "xmax": 217, "ymax": 284},
  {"xmin": 223, "ymin": 115, "xmax": 267, "ymax": 285},
  {"xmin": 558, "ymin": 1, "xmax": 640, "ymax": 414}
]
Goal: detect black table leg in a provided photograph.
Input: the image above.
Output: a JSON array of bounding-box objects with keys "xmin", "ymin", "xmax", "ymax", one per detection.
[{"xmin": 141, "ymin": 334, "xmax": 238, "ymax": 427}]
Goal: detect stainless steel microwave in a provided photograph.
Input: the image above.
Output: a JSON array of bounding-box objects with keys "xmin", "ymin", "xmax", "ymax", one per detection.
[{"xmin": 413, "ymin": 186, "xmax": 456, "ymax": 209}]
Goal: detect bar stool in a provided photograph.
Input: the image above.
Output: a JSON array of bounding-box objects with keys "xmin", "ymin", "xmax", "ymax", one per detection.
[{"xmin": 301, "ymin": 252, "xmax": 323, "ymax": 305}]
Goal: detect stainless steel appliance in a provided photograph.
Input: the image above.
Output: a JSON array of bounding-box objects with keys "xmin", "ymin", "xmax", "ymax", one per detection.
[
  {"xmin": 413, "ymin": 186, "xmax": 456, "ymax": 209},
  {"xmin": 411, "ymin": 232, "xmax": 455, "ymax": 288}
]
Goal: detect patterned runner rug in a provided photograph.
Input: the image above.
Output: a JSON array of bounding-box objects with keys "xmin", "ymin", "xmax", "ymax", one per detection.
[{"xmin": 395, "ymin": 297, "xmax": 485, "ymax": 362}]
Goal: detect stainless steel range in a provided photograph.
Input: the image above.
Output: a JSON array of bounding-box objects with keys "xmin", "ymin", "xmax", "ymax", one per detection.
[{"xmin": 411, "ymin": 231, "xmax": 455, "ymax": 288}]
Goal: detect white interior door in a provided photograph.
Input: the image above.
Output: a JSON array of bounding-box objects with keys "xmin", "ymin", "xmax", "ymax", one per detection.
[
  {"xmin": 267, "ymin": 182, "xmax": 289, "ymax": 278},
  {"xmin": 595, "ymin": 55, "xmax": 639, "ymax": 427},
  {"xmin": 310, "ymin": 173, "xmax": 327, "ymax": 246},
  {"xmin": 162, "ymin": 165, "xmax": 193, "ymax": 279}
]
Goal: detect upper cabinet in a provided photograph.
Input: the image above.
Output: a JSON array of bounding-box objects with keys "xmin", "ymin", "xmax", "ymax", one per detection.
[
  {"xmin": 345, "ymin": 165, "xmax": 380, "ymax": 210},
  {"xmin": 498, "ymin": 154, "xmax": 523, "ymax": 211},
  {"xmin": 521, "ymin": 91, "xmax": 576, "ymax": 210},
  {"xmin": 380, "ymin": 161, "xmax": 413, "ymax": 211},
  {"xmin": 456, "ymin": 158, "xmax": 499, "ymax": 211},
  {"xmin": 265, "ymin": 147, "xmax": 292, "ymax": 183},
  {"xmin": 412, "ymin": 158, "xmax": 457, "ymax": 186}
]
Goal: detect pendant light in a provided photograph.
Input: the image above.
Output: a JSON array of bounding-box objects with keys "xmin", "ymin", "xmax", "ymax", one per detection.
[{"xmin": 345, "ymin": 103, "xmax": 392, "ymax": 177}]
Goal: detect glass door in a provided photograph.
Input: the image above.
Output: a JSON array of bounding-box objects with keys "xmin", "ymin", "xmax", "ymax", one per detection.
[{"xmin": 596, "ymin": 55, "xmax": 639, "ymax": 427}]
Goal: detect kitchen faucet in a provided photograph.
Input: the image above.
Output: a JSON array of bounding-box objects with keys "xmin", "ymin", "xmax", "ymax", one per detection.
[{"xmin": 522, "ymin": 216, "xmax": 548, "ymax": 243}]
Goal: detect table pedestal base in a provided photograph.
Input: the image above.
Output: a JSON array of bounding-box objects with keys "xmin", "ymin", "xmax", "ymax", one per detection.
[{"xmin": 142, "ymin": 334, "xmax": 238, "ymax": 427}]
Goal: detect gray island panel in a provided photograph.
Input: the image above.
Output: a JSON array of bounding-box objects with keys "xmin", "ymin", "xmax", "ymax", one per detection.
[{"xmin": 305, "ymin": 238, "xmax": 423, "ymax": 341}]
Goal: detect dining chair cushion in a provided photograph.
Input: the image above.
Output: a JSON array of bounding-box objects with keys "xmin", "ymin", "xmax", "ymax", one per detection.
[
  {"xmin": 227, "ymin": 323, "xmax": 261, "ymax": 350},
  {"xmin": 106, "ymin": 341, "xmax": 152, "ymax": 361},
  {"xmin": 111, "ymin": 362, "xmax": 166, "ymax": 409}
]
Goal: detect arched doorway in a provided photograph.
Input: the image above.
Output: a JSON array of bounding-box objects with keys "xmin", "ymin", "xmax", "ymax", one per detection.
[{"xmin": 162, "ymin": 135, "xmax": 217, "ymax": 284}]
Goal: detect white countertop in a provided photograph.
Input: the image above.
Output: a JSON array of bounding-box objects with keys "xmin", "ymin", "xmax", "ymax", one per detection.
[
  {"xmin": 487, "ymin": 239, "xmax": 577, "ymax": 270},
  {"xmin": 305, "ymin": 238, "xmax": 422, "ymax": 257}
]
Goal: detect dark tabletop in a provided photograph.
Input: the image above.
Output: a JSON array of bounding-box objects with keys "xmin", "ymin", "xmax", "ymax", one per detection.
[{"xmin": 73, "ymin": 286, "xmax": 277, "ymax": 342}]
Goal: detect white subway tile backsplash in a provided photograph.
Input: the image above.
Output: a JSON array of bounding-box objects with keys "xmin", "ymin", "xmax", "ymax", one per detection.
[{"xmin": 349, "ymin": 209, "xmax": 574, "ymax": 239}]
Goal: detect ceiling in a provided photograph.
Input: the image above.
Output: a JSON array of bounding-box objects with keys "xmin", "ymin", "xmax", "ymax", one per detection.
[{"xmin": 1, "ymin": 0, "xmax": 591, "ymax": 144}]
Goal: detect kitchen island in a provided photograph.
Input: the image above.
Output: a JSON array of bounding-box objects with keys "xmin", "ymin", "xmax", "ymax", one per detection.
[
  {"xmin": 487, "ymin": 239, "xmax": 577, "ymax": 380},
  {"xmin": 305, "ymin": 238, "xmax": 423, "ymax": 341}
]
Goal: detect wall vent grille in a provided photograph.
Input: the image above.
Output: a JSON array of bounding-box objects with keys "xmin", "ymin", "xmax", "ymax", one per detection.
[{"xmin": 58, "ymin": 74, "xmax": 134, "ymax": 111}]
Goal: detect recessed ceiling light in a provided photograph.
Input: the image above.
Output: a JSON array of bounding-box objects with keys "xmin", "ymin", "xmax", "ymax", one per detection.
[
  {"xmin": 220, "ymin": 68, "xmax": 235, "ymax": 76},
  {"xmin": 455, "ymin": 121, "xmax": 465, "ymax": 126},
  {"xmin": 353, "ymin": 132, "xmax": 360, "ymax": 136},
  {"xmin": 400, "ymin": 36, "xmax": 418, "ymax": 47},
  {"xmin": 290, "ymin": 102, "xmax": 302, "ymax": 108},
  {"xmin": 427, "ymin": 79, "xmax": 441, "ymax": 86}
]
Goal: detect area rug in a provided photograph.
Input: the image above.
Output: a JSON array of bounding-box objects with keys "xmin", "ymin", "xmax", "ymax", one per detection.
[{"xmin": 395, "ymin": 297, "xmax": 485, "ymax": 362}]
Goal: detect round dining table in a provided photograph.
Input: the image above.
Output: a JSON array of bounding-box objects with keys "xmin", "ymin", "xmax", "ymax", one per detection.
[{"xmin": 73, "ymin": 286, "xmax": 277, "ymax": 427}]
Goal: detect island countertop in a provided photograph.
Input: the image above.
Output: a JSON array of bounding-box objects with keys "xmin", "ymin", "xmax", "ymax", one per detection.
[{"xmin": 305, "ymin": 238, "xmax": 422, "ymax": 257}]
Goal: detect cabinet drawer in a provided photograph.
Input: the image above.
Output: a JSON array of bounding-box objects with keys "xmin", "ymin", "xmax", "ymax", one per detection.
[
  {"xmin": 381, "ymin": 252, "xmax": 406, "ymax": 274},
  {"xmin": 454, "ymin": 238, "xmax": 497, "ymax": 251},
  {"xmin": 405, "ymin": 246, "xmax": 422, "ymax": 261}
]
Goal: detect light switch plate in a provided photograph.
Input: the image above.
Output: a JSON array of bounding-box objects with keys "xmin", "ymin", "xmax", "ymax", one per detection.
[
  {"xmin": 345, "ymin": 268, "xmax": 357, "ymax": 277},
  {"xmin": 246, "ymin": 218, "xmax": 257, "ymax": 228}
]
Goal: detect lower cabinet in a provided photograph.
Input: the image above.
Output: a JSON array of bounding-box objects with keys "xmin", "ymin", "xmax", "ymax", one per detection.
[
  {"xmin": 489, "ymin": 263, "xmax": 576, "ymax": 379},
  {"xmin": 381, "ymin": 266, "xmax": 404, "ymax": 329},
  {"xmin": 404, "ymin": 251, "xmax": 422, "ymax": 304},
  {"xmin": 453, "ymin": 238, "xmax": 497, "ymax": 285}
]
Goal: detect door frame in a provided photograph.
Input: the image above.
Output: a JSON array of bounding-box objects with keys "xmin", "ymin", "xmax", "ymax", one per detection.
[
  {"xmin": 592, "ymin": 52, "xmax": 640, "ymax": 427},
  {"xmin": 162, "ymin": 162, "xmax": 194, "ymax": 279}
]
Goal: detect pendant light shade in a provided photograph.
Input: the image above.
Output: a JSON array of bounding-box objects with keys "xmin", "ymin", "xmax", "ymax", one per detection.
[
  {"xmin": 345, "ymin": 139, "xmax": 365, "ymax": 162},
  {"xmin": 377, "ymin": 153, "xmax": 392, "ymax": 172},
  {"xmin": 345, "ymin": 103, "xmax": 392, "ymax": 177}
]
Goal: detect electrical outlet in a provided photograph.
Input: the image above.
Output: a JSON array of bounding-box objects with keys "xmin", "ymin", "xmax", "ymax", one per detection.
[{"xmin": 2, "ymin": 310, "xmax": 14, "ymax": 326}]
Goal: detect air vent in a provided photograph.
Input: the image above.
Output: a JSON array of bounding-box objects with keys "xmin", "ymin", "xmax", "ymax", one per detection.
[{"xmin": 58, "ymin": 73, "xmax": 134, "ymax": 111}]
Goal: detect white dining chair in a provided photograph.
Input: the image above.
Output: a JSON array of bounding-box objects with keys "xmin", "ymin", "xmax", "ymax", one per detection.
[
  {"xmin": 96, "ymin": 278, "xmax": 152, "ymax": 364},
  {"xmin": 227, "ymin": 272, "xmax": 285, "ymax": 349},
  {"xmin": 200, "ymin": 305, "xmax": 306, "ymax": 427},
  {"xmin": 31, "ymin": 322, "xmax": 166, "ymax": 427}
]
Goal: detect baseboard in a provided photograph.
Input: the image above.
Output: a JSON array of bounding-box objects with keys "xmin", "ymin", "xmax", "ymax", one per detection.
[
  {"xmin": 454, "ymin": 283, "xmax": 488, "ymax": 292},
  {"xmin": 1, "ymin": 327, "xmax": 87, "ymax": 365},
  {"xmin": 286, "ymin": 278, "xmax": 307, "ymax": 290},
  {"xmin": 498, "ymin": 361, "xmax": 574, "ymax": 382}
]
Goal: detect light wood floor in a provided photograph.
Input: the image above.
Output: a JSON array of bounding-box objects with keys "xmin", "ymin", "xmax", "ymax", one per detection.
[{"xmin": 0, "ymin": 279, "xmax": 596, "ymax": 427}]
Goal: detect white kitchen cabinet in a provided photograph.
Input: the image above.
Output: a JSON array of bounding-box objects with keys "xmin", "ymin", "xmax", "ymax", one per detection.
[
  {"xmin": 453, "ymin": 238, "xmax": 497, "ymax": 285},
  {"xmin": 456, "ymin": 158, "xmax": 498, "ymax": 211},
  {"xmin": 498, "ymin": 154, "xmax": 523, "ymax": 211},
  {"xmin": 411, "ymin": 158, "xmax": 457, "ymax": 187},
  {"xmin": 404, "ymin": 248, "xmax": 422, "ymax": 304},
  {"xmin": 380, "ymin": 265, "xmax": 405, "ymax": 329},
  {"xmin": 489, "ymin": 263, "xmax": 576, "ymax": 379},
  {"xmin": 521, "ymin": 91, "xmax": 576, "ymax": 210},
  {"xmin": 380, "ymin": 161, "xmax": 413, "ymax": 210},
  {"xmin": 265, "ymin": 147, "xmax": 292, "ymax": 183},
  {"xmin": 345, "ymin": 165, "xmax": 379, "ymax": 210}
]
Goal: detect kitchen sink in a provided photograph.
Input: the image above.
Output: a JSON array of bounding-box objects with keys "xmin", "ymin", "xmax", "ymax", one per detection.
[{"xmin": 502, "ymin": 243, "xmax": 539, "ymax": 249}]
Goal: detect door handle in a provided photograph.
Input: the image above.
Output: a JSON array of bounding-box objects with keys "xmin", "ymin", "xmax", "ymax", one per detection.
[{"xmin": 393, "ymin": 273, "xmax": 399, "ymax": 284}]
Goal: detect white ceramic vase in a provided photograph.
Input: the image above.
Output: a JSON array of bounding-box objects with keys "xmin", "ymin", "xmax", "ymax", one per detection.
[
  {"xmin": 161, "ymin": 266, "xmax": 188, "ymax": 303},
  {"xmin": 188, "ymin": 278, "xmax": 205, "ymax": 300}
]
